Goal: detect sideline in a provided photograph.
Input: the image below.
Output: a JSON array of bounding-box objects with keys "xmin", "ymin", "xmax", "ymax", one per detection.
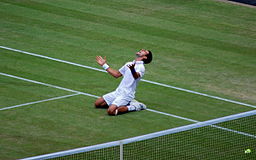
[{"xmin": 1, "ymin": 46, "xmax": 255, "ymax": 108}]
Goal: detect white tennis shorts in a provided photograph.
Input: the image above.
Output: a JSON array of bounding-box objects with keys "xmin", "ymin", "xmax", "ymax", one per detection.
[{"xmin": 103, "ymin": 91, "xmax": 131, "ymax": 107}]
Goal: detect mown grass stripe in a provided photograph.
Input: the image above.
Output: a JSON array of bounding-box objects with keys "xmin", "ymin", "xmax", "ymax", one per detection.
[
  {"xmin": 1, "ymin": 2, "xmax": 254, "ymax": 57},
  {"xmin": 76, "ymin": 0, "xmax": 256, "ymax": 38},
  {"xmin": 36, "ymin": 0, "xmax": 256, "ymax": 53},
  {"xmin": 72, "ymin": 0, "xmax": 256, "ymax": 25},
  {"xmin": 0, "ymin": 13, "xmax": 227, "ymax": 58},
  {"xmin": 2, "ymin": 11, "xmax": 225, "ymax": 61},
  {"xmin": 72, "ymin": 0, "xmax": 256, "ymax": 35},
  {"xmin": 70, "ymin": 0, "xmax": 256, "ymax": 37},
  {"xmin": 39, "ymin": 0, "xmax": 256, "ymax": 49},
  {"xmin": 1, "ymin": 0, "xmax": 255, "ymax": 55},
  {"xmin": 1, "ymin": 3, "xmax": 255, "ymax": 70}
]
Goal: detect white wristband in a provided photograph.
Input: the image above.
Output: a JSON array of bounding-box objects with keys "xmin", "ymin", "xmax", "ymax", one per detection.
[{"xmin": 102, "ymin": 63, "xmax": 110, "ymax": 70}]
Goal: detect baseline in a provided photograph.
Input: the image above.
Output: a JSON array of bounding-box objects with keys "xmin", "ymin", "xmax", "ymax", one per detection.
[{"xmin": 1, "ymin": 46, "xmax": 255, "ymax": 108}]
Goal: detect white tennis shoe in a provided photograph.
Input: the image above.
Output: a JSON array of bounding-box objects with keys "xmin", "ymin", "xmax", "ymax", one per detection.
[{"xmin": 130, "ymin": 100, "xmax": 147, "ymax": 111}]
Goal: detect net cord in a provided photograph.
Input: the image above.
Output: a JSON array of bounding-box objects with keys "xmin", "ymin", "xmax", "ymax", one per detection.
[{"xmin": 22, "ymin": 110, "xmax": 256, "ymax": 160}]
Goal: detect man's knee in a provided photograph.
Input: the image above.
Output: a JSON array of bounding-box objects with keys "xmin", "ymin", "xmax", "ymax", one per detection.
[
  {"xmin": 107, "ymin": 109, "xmax": 115, "ymax": 115},
  {"xmin": 95, "ymin": 97, "xmax": 106, "ymax": 108},
  {"xmin": 94, "ymin": 99, "xmax": 100, "ymax": 108},
  {"xmin": 94, "ymin": 101, "xmax": 101, "ymax": 108},
  {"xmin": 107, "ymin": 105, "xmax": 118, "ymax": 116}
]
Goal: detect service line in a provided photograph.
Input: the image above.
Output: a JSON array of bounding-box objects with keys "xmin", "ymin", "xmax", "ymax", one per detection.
[{"xmin": 0, "ymin": 93, "xmax": 80, "ymax": 111}]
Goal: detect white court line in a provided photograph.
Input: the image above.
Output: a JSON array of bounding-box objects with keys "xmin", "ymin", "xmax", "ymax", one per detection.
[
  {"xmin": 147, "ymin": 109, "xmax": 198, "ymax": 123},
  {"xmin": 147, "ymin": 109, "xmax": 256, "ymax": 138},
  {"xmin": 1, "ymin": 72, "xmax": 255, "ymax": 138},
  {"xmin": 0, "ymin": 72, "xmax": 99, "ymax": 99},
  {"xmin": 22, "ymin": 111, "xmax": 256, "ymax": 160},
  {"xmin": 1, "ymin": 45, "xmax": 255, "ymax": 108},
  {"xmin": 0, "ymin": 93, "xmax": 80, "ymax": 111}
]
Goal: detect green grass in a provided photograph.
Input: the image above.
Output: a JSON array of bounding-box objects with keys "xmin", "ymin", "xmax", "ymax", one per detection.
[{"xmin": 0, "ymin": 0, "xmax": 255, "ymax": 159}]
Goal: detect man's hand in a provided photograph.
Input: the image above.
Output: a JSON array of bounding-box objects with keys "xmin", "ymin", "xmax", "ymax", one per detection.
[
  {"xmin": 96, "ymin": 56, "xmax": 122, "ymax": 78},
  {"xmin": 127, "ymin": 63, "xmax": 135, "ymax": 70},
  {"xmin": 96, "ymin": 56, "xmax": 107, "ymax": 66},
  {"xmin": 127, "ymin": 63, "xmax": 140, "ymax": 79}
]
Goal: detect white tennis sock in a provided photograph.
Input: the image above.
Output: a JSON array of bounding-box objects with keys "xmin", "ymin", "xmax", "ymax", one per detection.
[{"xmin": 127, "ymin": 105, "xmax": 136, "ymax": 111}]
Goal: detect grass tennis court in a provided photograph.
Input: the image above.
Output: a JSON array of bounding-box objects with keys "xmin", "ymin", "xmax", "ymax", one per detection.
[{"xmin": 0, "ymin": 0, "xmax": 255, "ymax": 159}]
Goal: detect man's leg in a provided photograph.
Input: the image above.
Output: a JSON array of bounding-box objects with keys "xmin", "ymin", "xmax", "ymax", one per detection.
[
  {"xmin": 95, "ymin": 97, "xmax": 108, "ymax": 108},
  {"xmin": 107, "ymin": 96, "xmax": 131, "ymax": 116},
  {"xmin": 108, "ymin": 105, "xmax": 128, "ymax": 116},
  {"xmin": 126, "ymin": 99, "xmax": 147, "ymax": 111},
  {"xmin": 107, "ymin": 104, "xmax": 118, "ymax": 115},
  {"xmin": 108, "ymin": 100, "xmax": 147, "ymax": 116}
]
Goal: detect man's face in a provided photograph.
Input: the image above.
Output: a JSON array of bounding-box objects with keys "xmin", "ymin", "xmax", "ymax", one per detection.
[{"xmin": 136, "ymin": 49, "xmax": 149, "ymax": 57}]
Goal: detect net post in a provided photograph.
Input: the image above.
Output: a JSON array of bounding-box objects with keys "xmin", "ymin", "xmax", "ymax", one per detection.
[{"xmin": 120, "ymin": 141, "xmax": 123, "ymax": 160}]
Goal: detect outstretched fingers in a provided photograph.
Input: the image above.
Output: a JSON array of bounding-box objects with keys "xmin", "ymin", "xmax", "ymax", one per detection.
[
  {"xmin": 96, "ymin": 56, "xmax": 107, "ymax": 66},
  {"xmin": 127, "ymin": 63, "xmax": 135, "ymax": 69}
]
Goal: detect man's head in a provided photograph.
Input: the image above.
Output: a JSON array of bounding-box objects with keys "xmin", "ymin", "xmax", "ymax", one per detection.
[{"xmin": 136, "ymin": 49, "xmax": 153, "ymax": 64}]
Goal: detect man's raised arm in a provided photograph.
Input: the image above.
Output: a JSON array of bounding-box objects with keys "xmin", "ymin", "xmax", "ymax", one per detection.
[{"xmin": 96, "ymin": 56, "xmax": 122, "ymax": 78}]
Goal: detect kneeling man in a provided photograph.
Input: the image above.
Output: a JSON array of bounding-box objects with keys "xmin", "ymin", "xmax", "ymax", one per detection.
[{"xmin": 95, "ymin": 49, "xmax": 153, "ymax": 116}]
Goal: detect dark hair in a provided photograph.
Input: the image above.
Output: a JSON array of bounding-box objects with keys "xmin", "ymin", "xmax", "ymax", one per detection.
[{"xmin": 143, "ymin": 50, "xmax": 153, "ymax": 64}]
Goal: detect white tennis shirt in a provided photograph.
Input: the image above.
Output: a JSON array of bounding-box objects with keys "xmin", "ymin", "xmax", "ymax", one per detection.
[{"xmin": 115, "ymin": 60, "xmax": 145, "ymax": 99}]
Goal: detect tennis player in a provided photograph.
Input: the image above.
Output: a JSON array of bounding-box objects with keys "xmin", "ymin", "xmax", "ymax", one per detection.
[{"xmin": 95, "ymin": 49, "xmax": 153, "ymax": 116}]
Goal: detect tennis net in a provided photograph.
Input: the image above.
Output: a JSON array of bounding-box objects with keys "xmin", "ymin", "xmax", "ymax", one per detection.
[{"xmin": 23, "ymin": 110, "xmax": 256, "ymax": 160}]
